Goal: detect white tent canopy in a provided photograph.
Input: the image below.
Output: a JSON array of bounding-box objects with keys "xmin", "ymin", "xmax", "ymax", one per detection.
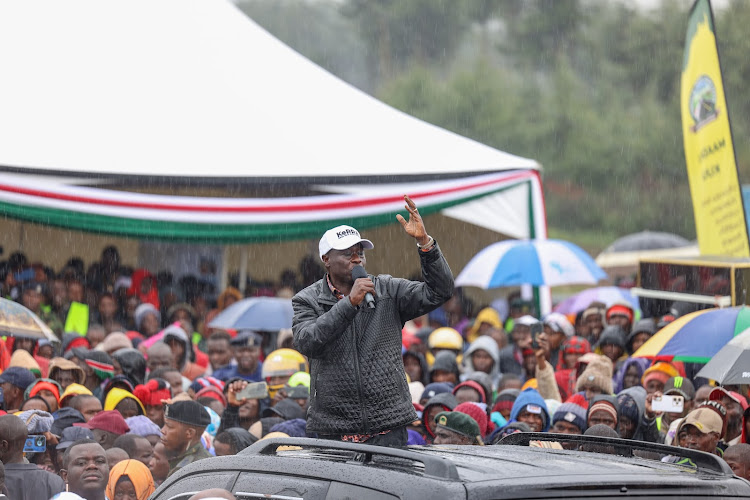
[{"xmin": 0, "ymin": 0, "xmax": 539, "ymax": 179}]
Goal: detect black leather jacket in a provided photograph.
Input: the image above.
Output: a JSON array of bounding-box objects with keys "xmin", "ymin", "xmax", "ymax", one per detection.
[{"xmin": 293, "ymin": 242, "xmax": 454, "ymax": 435}]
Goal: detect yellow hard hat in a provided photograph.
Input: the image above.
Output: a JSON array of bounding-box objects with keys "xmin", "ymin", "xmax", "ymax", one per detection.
[
  {"xmin": 262, "ymin": 348, "xmax": 308, "ymax": 379},
  {"xmin": 428, "ymin": 327, "xmax": 463, "ymax": 351}
]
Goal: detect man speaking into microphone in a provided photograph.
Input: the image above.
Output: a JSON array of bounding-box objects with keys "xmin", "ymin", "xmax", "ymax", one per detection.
[{"xmin": 293, "ymin": 195, "xmax": 454, "ymax": 446}]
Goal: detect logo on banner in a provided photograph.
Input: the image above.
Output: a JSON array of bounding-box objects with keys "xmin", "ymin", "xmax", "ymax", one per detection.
[{"xmin": 689, "ymin": 75, "xmax": 719, "ymax": 132}]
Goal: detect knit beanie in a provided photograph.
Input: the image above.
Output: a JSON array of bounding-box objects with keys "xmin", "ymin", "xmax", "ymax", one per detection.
[
  {"xmin": 641, "ymin": 362, "xmax": 679, "ymax": 387},
  {"xmin": 552, "ymin": 402, "xmax": 587, "ymax": 433},
  {"xmin": 455, "ymin": 402, "xmax": 492, "ymax": 437},
  {"xmin": 575, "ymin": 356, "xmax": 613, "ymax": 394},
  {"xmin": 596, "ymin": 325, "xmax": 626, "ymax": 350}
]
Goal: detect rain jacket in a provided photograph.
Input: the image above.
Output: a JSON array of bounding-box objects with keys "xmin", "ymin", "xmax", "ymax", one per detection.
[
  {"xmin": 465, "ymin": 307, "xmax": 502, "ymax": 344},
  {"xmin": 509, "ymin": 388, "xmax": 550, "ymax": 432},
  {"xmin": 616, "ymin": 386, "xmax": 659, "ymax": 443},
  {"xmin": 403, "ymin": 350, "xmax": 430, "ymax": 386},
  {"xmin": 421, "ymin": 392, "xmax": 458, "ymax": 443},
  {"xmin": 163, "ymin": 325, "xmax": 205, "ymax": 381},
  {"xmin": 612, "ymin": 357, "xmax": 651, "ymax": 394},
  {"xmin": 293, "ymin": 242, "xmax": 454, "ymax": 436},
  {"xmin": 461, "ymin": 336, "xmax": 500, "ymax": 388},
  {"xmin": 104, "ymin": 387, "xmax": 146, "ymax": 415},
  {"xmin": 112, "ymin": 348, "xmax": 146, "ymax": 386}
]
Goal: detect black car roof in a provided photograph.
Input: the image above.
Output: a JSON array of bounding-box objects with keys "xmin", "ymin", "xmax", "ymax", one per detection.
[{"xmin": 154, "ymin": 436, "xmax": 750, "ymax": 500}]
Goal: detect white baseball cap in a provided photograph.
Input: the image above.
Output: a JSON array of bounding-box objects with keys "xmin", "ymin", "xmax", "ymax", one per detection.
[{"xmin": 319, "ymin": 225, "xmax": 374, "ymax": 260}]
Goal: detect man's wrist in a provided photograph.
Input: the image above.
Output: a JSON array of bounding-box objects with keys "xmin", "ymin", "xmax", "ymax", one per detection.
[{"xmin": 417, "ymin": 235, "xmax": 434, "ymax": 251}]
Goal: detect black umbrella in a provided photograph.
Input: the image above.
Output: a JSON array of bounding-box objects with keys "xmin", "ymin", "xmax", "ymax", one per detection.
[
  {"xmin": 604, "ymin": 231, "xmax": 692, "ymax": 252},
  {"xmin": 696, "ymin": 327, "xmax": 750, "ymax": 385}
]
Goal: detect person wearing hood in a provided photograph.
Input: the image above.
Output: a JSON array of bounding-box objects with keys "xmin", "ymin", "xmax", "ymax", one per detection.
[
  {"xmin": 554, "ymin": 338, "xmax": 592, "ymax": 401},
  {"xmin": 104, "ymin": 387, "xmax": 146, "ymax": 419},
  {"xmin": 163, "ymin": 324, "xmax": 205, "ymax": 381},
  {"xmin": 403, "ymin": 350, "xmax": 429, "ymax": 386},
  {"xmin": 134, "ymin": 303, "xmax": 161, "ymax": 338},
  {"xmin": 452, "ymin": 380, "xmax": 486, "ymax": 405},
  {"xmin": 586, "ymin": 394, "xmax": 619, "ymax": 431},
  {"xmin": 421, "ymin": 393, "xmax": 458, "ymax": 443},
  {"xmin": 612, "ymin": 357, "xmax": 650, "ymax": 394},
  {"xmin": 508, "ymin": 388, "xmax": 550, "ymax": 433},
  {"xmin": 490, "ymin": 389, "xmax": 519, "ymax": 428},
  {"xmin": 595, "ymin": 325, "xmax": 628, "ymax": 370},
  {"xmin": 617, "ymin": 386, "xmax": 659, "ymax": 442},
  {"xmin": 542, "ymin": 313, "xmax": 575, "ymax": 370},
  {"xmin": 429, "ymin": 351, "xmax": 460, "ymax": 385},
  {"xmin": 498, "ymin": 316, "xmax": 539, "ymax": 377},
  {"xmin": 465, "ymin": 307, "xmax": 503, "ymax": 344},
  {"xmin": 214, "ymin": 427, "xmax": 257, "ymax": 456},
  {"xmin": 105, "ymin": 459, "xmax": 155, "ymax": 500},
  {"xmin": 128, "ymin": 269, "xmax": 160, "ymax": 310},
  {"xmin": 575, "ymin": 355, "xmax": 614, "ymax": 403},
  {"xmin": 418, "ymin": 382, "xmax": 454, "ymax": 406},
  {"xmin": 112, "ymin": 348, "xmax": 146, "ymax": 386},
  {"xmin": 49, "ymin": 357, "xmax": 86, "ymax": 390},
  {"xmin": 70, "ymin": 348, "xmax": 114, "ymax": 400},
  {"xmin": 626, "ymin": 319, "xmax": 657, "ymax": 355},
  {"xmin": 461, "ymin": 336, "xmax": 500, "ymax": 389}
]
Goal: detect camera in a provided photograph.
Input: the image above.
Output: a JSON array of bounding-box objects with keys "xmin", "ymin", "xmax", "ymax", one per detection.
[{"xmin": 23, "ymin": 435, "xmax": 46, "ymax": 453}]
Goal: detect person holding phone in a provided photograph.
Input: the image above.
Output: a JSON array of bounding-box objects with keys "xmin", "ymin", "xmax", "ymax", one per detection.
[{"xmin": 292, "ymin": 195, "xmax": 454, "ymax": 447}]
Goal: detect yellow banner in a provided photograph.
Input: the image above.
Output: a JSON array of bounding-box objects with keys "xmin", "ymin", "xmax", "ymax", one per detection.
[{"xmin": 681, "ymin": 0, "xmax": 749, "ymax": 257}]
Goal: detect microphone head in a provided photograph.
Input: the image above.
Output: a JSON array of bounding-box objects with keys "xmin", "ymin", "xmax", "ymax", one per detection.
[{"xmin": 351, "ymin": 265, "xmax": 368, "ymax": 280}]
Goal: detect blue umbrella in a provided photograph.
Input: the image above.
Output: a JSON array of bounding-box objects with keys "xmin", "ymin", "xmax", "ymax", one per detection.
[
  {"xmin": 208, "ymin": 297, "xmax": 293, "ymax": 331},
  {"xmin": 455, "ymin": 239, "xmax": 606, "ymax": 288}
]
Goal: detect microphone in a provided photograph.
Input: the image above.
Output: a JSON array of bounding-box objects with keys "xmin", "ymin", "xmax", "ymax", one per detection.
[{"xmin": 352, "ymin": 265, "xmax": 375, "ymax": 309}]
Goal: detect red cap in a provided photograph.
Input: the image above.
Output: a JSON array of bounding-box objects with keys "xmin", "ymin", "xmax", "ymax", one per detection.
[
  {"xmin": 709, "ymin": 387, "xmax": 749, "ymax": 410},
  {"xmin": 73, "ymin": 410, "xmax": 130, "ymax": 435},
  {"xmin": 606, "ymin": 304, "xmax": 634, "ymax": 322}
]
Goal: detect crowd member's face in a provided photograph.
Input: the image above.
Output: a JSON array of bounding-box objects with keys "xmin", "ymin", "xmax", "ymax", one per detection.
[
  {"xmin": 125, "ymin": 297, "xmax": 139, "ymax": 319},
  {"xmin": 37, "ymin": 389, "xmax": 59, "ymax": 413},
  {"xmin": 115, "ymin": 399, "xmax": 140, "ymax": 419},
  {"xmin": 563, "ymin": 350, "xmax": 582, "ymax": 369},
  {"xmin": 147, "ymin": 349, "xmax": 173, "ymax": 372},
  {"xmin": 149, "ymin": 442, "xmax": 170, "ymax": 483},
  {"xmin": 171, "ymin": 309, "xmax": 192, "ymax": 325},
  {"xmin": 68, "ymin": 282, "xmax": 84, "ymax": 303},
  {"xmin": 15, "ymin": 337, "xmax": 35, "ymax": 354},
  {"xmin": 22, "ymin": 289, "xmax": 42, "ymax": 312},
  {"xmin": 511, "ymin": 326, "xmax": 531, "ymax": 348},
  {"xmin": 585, "ymin": 314, "xmax": 603, "ymax": 340},
  {"xmin": 163, "ymin": 371, "xmax": 184, "ymax": 396},
  {"xmin": 132, "ymin": 437, "xmax": 154, "ymax": 467},
  {"xmin": 471, "ymin": 350, "xmax": 494, "ymax": 374},
  {"xmin": 79, "ymin": 397, "xmax": 103, "ymax": 422},
  {"xmin": 588, "ymin": 409, "xmax": 617, "ymax": 430},
  {"xmin": 724, "ymin": 452, "xmax": 750, "ymax": 480},
  {"xmin": 522, "ymin": 353, "xmax": 536, "ymax": 376},
  {"xmin": 114, "ymin": 478, "xmax": 137, "ymax": 500},
  {"xmin": 623, "ymin": 365, "xmax": 641, "ymax": 391},
  {"xmin": 547, "ymin": 330, "xmax": 566, "ymax": 350},
  {"xmin": 87, "ymin": 329, "xmax": 106, "ymax": 350},
  {"xmin": 682, "ymin": 425, "xmax": 719, "ymax": 454},
  {"xmin": 238, "ymin": 398, "xmax": 259, "ymax": 421},
  {"xmin": 433, "ymin": 427, "xmax": 472, "ymax": 445},
  {"xmin": 62, "ymin": 443, "xmax": 109, "ymax": 499},
  {"xmin": 454, "ymin": 387, "xmax": 481, "ymax": 405},
  {"xmin": 147, "ymin": 404, "xmax": 166, "ymax": 427},
  {"xmin": 722, "ymin": 396, "xmax": 743, "ymax": 437},
  {"xmin": 607, "ymin": 314, "xmax": 630, "ymax": 330},
  {"xmin": 98, "ymin": 296, "xmax": 117, "ymax": 320},
  {"xmin": 517, "ymin": 409, "xmax": 544, "ymax": 432},
  {"xmin": 22, "ymin": 398, "xmax": 49, "ymax": 412},
  {"xmin": 52, "ymin": 280, "xmax": 68, "ymax": 308},
  {"xmin": 431, "ymin": 370, "xmax": 457, "ymax": 385},
  {"xmin": 618, "ymin": 415, "xmax": 636, "ymax": 439},
  {"xmin": 425, "ymin": 406, "xmax": 443, "ymax": 434},
  {"xmin": 235, "ymin": 346, "xmax": 260, "ymax": 373},
  {"xmin": 166, "ymin": 339, "xmax": 185, "ymax": 367},
  {"xmin": 694, "ymin": 385, "xmax": 713, "ymax": 407},
  {"xmin": 161, "ymin": 418, "xmax": 190, "ymax": 454},
  {"xmin": 322, "ymin": 243, "xmax": 365, "ymax": 288},
  {"xmin": 55, "ymin": 369, "xmax": 78, "ymax": 389},
  {"xmin": 38, "ymin": 344, "xmax": 54, "ymax": 359},
  {"xmin": 403, "ymin": 355, "xmax": 423, "ymax": 383},
  {"xmin": 630, "ymin": 332, "xmax": 650, "ymax": 354},
  {"xmin": 207, "ymin": 338, "xmax": 233, "ymax": 370},
  {"xmin": 551, "ymin": 420, "xmax": 582, "ymax": 435},
  {"xmin": 600, "ymin": 344, "xmax": 623, "ymax": 362},
  {"xmin": 141, "ymin": 313, "xmax": 161, "ymax": 337},
  {"xmin": 645, "ymin": 378, "xmax": 665, "ymax": 395}
]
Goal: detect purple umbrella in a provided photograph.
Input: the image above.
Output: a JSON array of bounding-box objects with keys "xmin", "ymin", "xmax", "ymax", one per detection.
[{"xmin": 553, "ymin": 286, "xmax": 640, "ymax": 315}]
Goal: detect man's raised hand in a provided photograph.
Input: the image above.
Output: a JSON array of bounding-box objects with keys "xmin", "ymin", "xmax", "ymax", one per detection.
[{"xmin": 396, "ymin": 195, "xmax": 429, "ymax": 245}]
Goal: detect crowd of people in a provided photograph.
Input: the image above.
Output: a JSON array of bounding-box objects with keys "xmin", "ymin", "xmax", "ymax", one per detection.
[{"xmin": 1, "ymin": 240, "xmax": 750, "ymax": 500}]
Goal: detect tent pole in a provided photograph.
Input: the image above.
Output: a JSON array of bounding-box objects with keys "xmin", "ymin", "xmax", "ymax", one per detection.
[
  {"xmin": 238, "ymin": 246, "xmax": 248, "ymax": 295},
  {"xmin": 219, "ymin": 245, "xmax": 229, "ymax": 293}
]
